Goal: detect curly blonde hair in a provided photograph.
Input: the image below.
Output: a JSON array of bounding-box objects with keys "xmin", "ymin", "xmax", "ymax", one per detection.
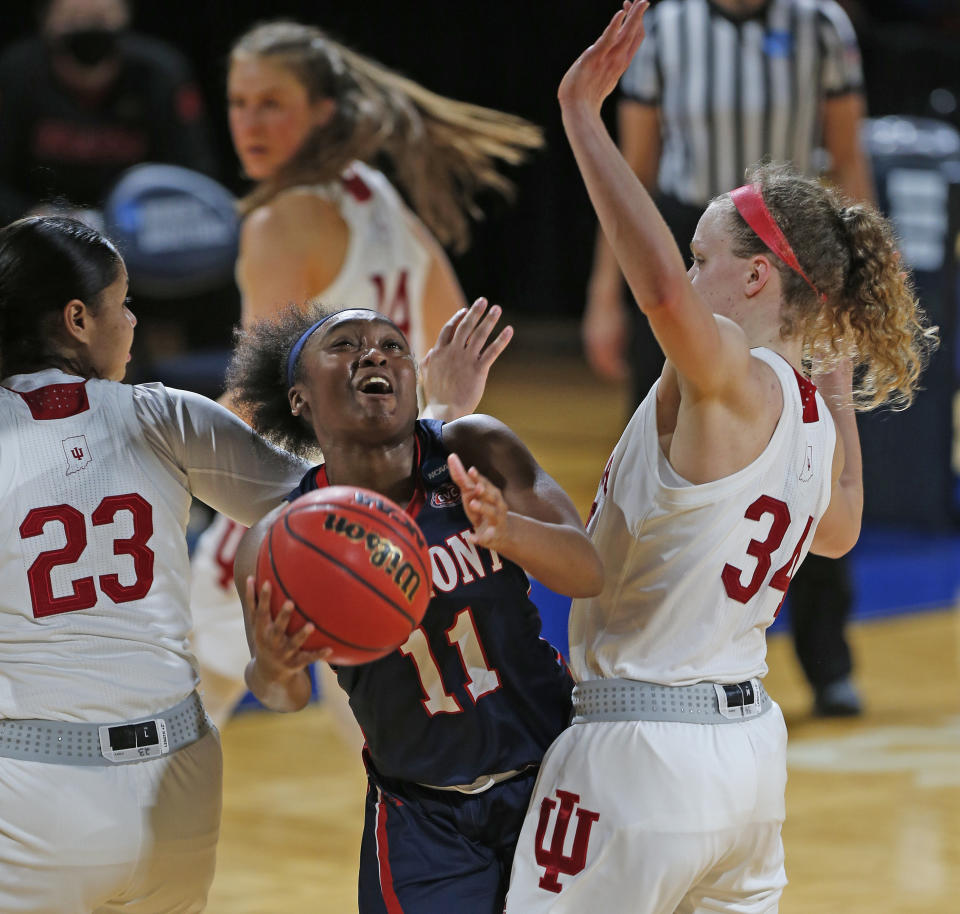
[
  {"xmin": 230, "ymin": 21, "xmax": 543, "ymax": 252},
  {"xmin": 719, "ymin": 163, "xmax": 939, "ymax": 410}
]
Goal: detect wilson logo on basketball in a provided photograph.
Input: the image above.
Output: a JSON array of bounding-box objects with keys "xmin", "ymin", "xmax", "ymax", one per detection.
[
  {"xmin": 352, "ymin": 490, "xmax": 427, "ymax": 551},
  {"xmin": 258, "ymin": 486, "xmax": 431, "ymax": 665},
  {"xmin": 324, "ymin": 513, "xmax": 423, "ymax": 604}
]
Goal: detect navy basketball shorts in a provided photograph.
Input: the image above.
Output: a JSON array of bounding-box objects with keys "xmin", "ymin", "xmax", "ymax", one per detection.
[{"xmin": 359, "ymin": 765, "xmax": 538, "ymax": 914}]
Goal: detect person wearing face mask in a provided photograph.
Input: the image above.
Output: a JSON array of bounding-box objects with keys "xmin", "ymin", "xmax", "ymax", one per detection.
[{"xmin": 0, "ymin": 0, "xmax": 217, "ymax": 225}]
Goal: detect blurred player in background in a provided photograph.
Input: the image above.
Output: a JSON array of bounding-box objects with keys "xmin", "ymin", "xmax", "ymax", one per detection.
[
  {"xmin": 190, "ymin": 20, "xmax": 541, "ymax": 728},
  {"xmin": 0, "ymin": 0, "xmax": 216, "ymax": 225},
  {"xmin": 506, "ymin": 4, "xmax": 936, "ymax": 911}
]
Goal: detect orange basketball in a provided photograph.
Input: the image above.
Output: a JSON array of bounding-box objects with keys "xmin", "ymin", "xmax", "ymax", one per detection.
[{"xmin": 256, "ymin": 486, "xmax": 431, "ymax": 664}]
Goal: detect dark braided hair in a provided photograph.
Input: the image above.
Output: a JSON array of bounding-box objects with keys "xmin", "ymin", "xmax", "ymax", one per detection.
[{"xmin": 0, "ymin": 216, "xmax": 123, "ymax": 379}]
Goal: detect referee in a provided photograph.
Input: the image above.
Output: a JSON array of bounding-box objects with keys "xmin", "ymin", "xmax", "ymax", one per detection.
[{"xmin": 583, "ymin": 0, "xmax": 874, "ymax": 718}]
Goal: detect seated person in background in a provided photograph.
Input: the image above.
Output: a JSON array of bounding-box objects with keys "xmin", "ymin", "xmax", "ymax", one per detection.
[{"xmin": 0, "ymin": 0, "xmax": 217, "ymax": 224}]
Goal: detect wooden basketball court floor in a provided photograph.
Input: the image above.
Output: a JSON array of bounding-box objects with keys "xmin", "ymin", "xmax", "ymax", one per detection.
[{"xmin": 203, "ymin": 342, "xmax": 960, "ymax": 914}]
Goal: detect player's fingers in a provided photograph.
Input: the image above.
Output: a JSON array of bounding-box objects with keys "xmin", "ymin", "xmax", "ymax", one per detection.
[
  {"xmin": 289, "ymin": 621, "xmax": 316, "ymax": 653},
  {"xmin": 618, "ymin": 1, "xmax": 649, "ymax": 57},
  {"xmin": 272, "ymin": 599, "xmax": 295, "ymax": 635},
  {"xmin": 463, "ymin": 302, "xmax": 503, "ymax": 353},
  {"xmin": 477, "ymin": 324, "xmax": 514, "ymax": 370},
  {"xmin": 301, "ymin": 647, "xmax": 333, "ymax": 664},
  {"xmin": 451, "ymin": 297, "xmax": 489, "ymax": 347},
  {"xmin": 434, "ymin": 307, "xmax": 467, "ymax": 348}
]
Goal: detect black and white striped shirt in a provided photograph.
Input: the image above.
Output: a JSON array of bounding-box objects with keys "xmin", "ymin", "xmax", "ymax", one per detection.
[{"xmin": 621, "ymin": 0, "xmax": 864, "ymax": 205}]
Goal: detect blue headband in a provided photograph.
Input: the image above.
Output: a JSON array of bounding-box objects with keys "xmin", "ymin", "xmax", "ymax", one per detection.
[{"xmin": 286, "ymin": 314, "xmax": 335, "ymax": 388}]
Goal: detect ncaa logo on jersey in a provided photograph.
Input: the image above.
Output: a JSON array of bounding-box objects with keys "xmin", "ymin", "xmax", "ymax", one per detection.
[
  {"xmin": 431, "ymin": 482, "xmax": 461, "ymax": 508},
  {"xmin": 798, "ymin": 444, "xmax": 814, "ymax": 482},
  {"xmin": 63, "ymin": 435, "xmax": 91, "ymax": 475}
]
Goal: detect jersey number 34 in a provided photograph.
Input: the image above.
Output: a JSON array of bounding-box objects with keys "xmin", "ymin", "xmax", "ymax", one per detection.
[{"xmin": 722, "ymin": 494, "xmax": 814, "ymax": 617}]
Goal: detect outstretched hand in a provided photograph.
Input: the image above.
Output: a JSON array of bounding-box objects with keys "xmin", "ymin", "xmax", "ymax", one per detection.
[
  {"xmin": 420, "ymin": 298, "xmax": 513, "ymax": 422},
  {"xmin": 558, "ymin": 1, "xmax": 649, "ymax": 113},
  {"xmin": 447, "ymin": 452, "xmax": 511, "ymax": 551}
]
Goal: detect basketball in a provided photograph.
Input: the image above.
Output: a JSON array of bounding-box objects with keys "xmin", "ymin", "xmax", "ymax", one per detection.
[{"xmin": 256, "ymin": 486, "xmax": 432, "ymax": 664}]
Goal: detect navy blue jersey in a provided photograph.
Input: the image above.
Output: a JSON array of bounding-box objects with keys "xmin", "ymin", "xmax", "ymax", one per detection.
[{"xmin": 290, "ymin": 419, "xmax": 574, "ymax": 786}]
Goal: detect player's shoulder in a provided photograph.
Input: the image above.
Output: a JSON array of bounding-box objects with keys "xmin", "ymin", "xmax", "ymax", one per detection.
[
  {"xmin": 442, "ymin": 414, "xmax": 529, "ymax": 475},
  {"xmin": 243, "ymin": 190, "xmax": 345, "ymax": 247},
  {"xmin": 441, "ymin": 413, "xmax": 513, "ymax": 449}
]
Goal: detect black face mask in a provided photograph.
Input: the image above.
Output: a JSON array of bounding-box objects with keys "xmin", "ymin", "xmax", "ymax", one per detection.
[{"xmin": 56, "ymin": 27, "xmax": 121, "ymax": 67}]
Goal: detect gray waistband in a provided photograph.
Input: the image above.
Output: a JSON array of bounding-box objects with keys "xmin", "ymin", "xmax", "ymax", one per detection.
[
  {"xmin": 0, "ymin": 691, "xmax": 212, "ymax": 766},
  {"xmin": 572, "ymin": 678, "xmax": 772, "ymax": 725}
]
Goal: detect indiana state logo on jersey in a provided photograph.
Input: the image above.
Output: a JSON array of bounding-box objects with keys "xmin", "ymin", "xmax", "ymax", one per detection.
[
  {"xmin": 63, "ymin": 435, "xmax": 92, "ymax": 475},
  {"xmin": 798, "ymin": 443, "xmax": 814, "ymax": 482}
]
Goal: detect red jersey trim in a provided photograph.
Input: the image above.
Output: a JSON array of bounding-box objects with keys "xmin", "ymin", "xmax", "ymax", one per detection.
[
  {"xmin": 17, "ymin": 383, "xmax": 90, "ymax": 420},
  {"xmin": 375, "ymin": 790, "xmax": 405, "ymax": 913},
  {"xmin": 341, "ymin": 170, "xmax": 373, "ymax": 202},
  {"xmin": 313, "ymin": 429, "xmax": 426, "ymax": 514},
  {"xmin": 791, "ymin": 368, "xmax": 819, "ymax": 423}
]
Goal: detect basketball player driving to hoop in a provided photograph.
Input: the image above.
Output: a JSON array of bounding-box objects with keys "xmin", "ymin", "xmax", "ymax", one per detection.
[{"xmin": 230, "ymin": 304, "xmax": 603, "ymax": 914}]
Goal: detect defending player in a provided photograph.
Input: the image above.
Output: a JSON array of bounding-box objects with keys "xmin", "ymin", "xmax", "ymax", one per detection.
[
  {"xmin": 505, "ymin": 4, "xmax": 937, "ymax": 912},
  {"xmin": 230, "ymin": 305, "xmax": 604, "ymax": 914},
  {"xmin": 0, "ymin": 216, "xmax": 312, "ymax": 914},
  {"xmin": 190, "ymin": 19, "xmax": 535, "ymax": 725}
]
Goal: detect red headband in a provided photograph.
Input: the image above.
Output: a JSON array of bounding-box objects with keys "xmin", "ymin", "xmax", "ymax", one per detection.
[{"xmin": 730, "ymin": 183, "xmax": 825, "ymax": 303}]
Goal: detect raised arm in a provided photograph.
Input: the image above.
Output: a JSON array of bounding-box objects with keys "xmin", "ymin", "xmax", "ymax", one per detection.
[
  {"xmin": 444, "ymin": 416, "xmax": 603, "ymax": 597},
  {"xmin": 559, "ymin": 2, "xmax": 748, "ymax": 397},
  {"xmin": 583, "ymin": 99, "xmax": 662, "ymax": 382}
]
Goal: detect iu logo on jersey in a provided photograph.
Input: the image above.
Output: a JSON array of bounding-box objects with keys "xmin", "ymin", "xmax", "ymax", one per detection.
[
  {"xmin": 62, "ymin": 435, "xmax": 91, "ymax": 475},
  {"xmin": 534, "ymin": 789, "xmax": 600, "ymax": 893},
  {"xmin": 798, "ymin": 444, "xmax": 814, "ymax": 482}
]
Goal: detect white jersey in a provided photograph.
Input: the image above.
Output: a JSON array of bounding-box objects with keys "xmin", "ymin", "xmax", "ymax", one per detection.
[
  {"xmin": 191, "ymin": 162, "xmax": 434, "ymax": 722},
  {"xmin": 0, "ymin": 368, "xmax": 309, "ymax": 723},
  {"xmin": 303, "ymin": 160, "xmax": 433, "ymax": 356},
  {"xmin": 569, "ymin": 348, "xmax": 836, "ymax": 686}
]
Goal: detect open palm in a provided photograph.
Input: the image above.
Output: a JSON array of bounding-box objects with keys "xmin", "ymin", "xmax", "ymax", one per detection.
[{"xmin": 558, "ymin": 1, "xmax": 649, "ymax": 112}]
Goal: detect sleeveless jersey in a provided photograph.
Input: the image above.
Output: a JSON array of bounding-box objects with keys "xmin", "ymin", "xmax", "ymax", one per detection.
[
  {"xmin": 0, "ymin": 369, "xmax": 307, "ymax": 723},
  {"xmin": 569, "ymin": 348, "xmax": 836, "ymax": 686},
  {"xmin": 303, "ymin": 160, "xmax": 433, "ymax": 357},
  {"xmin": 291, "ymin": 420, "xmax": 574, "ymax": 787},
  {"xmin": 192, "ymin": 163, "xmax": 435, "ymax": 632}
]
